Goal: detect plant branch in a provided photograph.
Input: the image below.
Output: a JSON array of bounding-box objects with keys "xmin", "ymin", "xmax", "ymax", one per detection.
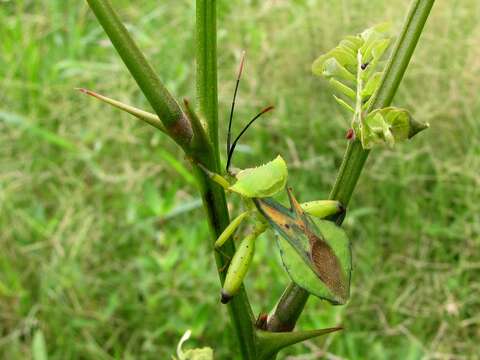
[
  {"xmin": 195, "ymin": 1, "xmax": 257, "ymax": 359},
  {"xmin": 266, "ymin": 0, "xmax": 436, "ymax": 333},
  {"xmin": 85, "ymin": 0, "xmax": 192, "ymax": 148}
]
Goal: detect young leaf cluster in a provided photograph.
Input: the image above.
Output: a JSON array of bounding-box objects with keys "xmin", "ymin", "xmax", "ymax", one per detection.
[
  {"xmin": 312, "ymin": 24, "xmax": 428, "ymax": 149},
  {"xmin": 312, "ymin": 23, "xmax": 392, "ymax": 115}
]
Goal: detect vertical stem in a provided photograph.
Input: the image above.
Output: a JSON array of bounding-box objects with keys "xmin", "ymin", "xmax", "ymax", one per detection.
[
  {"xmin": 196, "ymin": 0, "xmax": 220, "ymax": 164},
  {"xmin": 266, "ymin": 0, "xmax": 435, "ymax": 333},
  {"xmin": 195, "ymin": 1, "xmax": 257, "ymax": 359}
]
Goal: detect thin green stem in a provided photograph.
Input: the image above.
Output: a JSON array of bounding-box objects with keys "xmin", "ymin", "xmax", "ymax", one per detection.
[
  {"xmin": 195, "ymin": 1, "xmax": 257, "ymax": 359},
  {"xmin": 266, "ymin": 0, "xmax": 435, "ymax": 333},
  {"xmin": 85, "ymin": 0, "xmax": 192, "ymax": 148}
]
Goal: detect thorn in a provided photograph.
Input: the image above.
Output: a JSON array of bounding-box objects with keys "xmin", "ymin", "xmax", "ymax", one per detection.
[
  {"xmin": 75, "ymin": 87, "xmax": 93, "ymax": 95},
  {"xmin": 75, "ymin": 87, "xmax": 101, "ymax": 100},
  {"xmin": 75, "ymin": 87, "xmax": 88, "ymax": 94}
]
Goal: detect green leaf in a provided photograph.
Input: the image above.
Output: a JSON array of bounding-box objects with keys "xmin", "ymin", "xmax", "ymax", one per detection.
[
  {"xmin": 229, "ymin": 155, "xmax": 287, "ymax": 198},
  {"xmin": 32, "ymin": 330, "xmax": 48, "ymax": 360},
  {"xmin": 312, "ymin": 23, "xmax": 393, "ymax": 115},
  {"xmin": 322, "ymin": 58, "xmax": 356, "ymax": 81},
  {"xmin": 360, "ymin": 23, "xmax": 392, "ymax": 63},
  {"xmin": 176, "ymin": 330, "xmax": 214, "ymax": 360},
  {"xmin": 333, "ymin": 95, "xmax": 355, "ymax": 114},
  {"xmin": 329, "ymin": 78, "xmax": 356, "ymax": 101},
  {"xmin": 361, "ymin": 72, "xmax": 383, "ymax": 98},
  {"xmin": 182, "ymin": 349, "xmax": 214, "ymax": 360},
  {"xmin": 361, "ymin": 107, "xmax": 429, "ymax": 149}
]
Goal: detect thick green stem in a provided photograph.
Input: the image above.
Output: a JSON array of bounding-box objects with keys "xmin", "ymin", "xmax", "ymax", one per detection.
[
  {"xmin": 196, "ymin": 0, "xmax": 220, "ymax": 165},
  {"xmin": 85, "ymin": 0, "xmax": 192, "ymax": 148},
  {"xmin": 195, "ymin": 1, "xmax": 257, "ymax": 359},
  {"xmin": 266, "ymin": 0, "xmax": 436, "ymax": 333}
]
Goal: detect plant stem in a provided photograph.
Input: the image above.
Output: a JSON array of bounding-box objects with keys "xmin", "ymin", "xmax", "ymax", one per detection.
[
  {"xmin": 266, "ymin": 0, "xmax": 436, "ymax": 333},
  {"xmin": 196, "ymin": 0, "xmax": 220, "ymax": 164},
  {"xmin": 195, "ymin": 1, "xmax": 257, "ymax": 359},
  {"xmin": 85, "ymin": 0, "xmax": 192, "ymax": 148}
]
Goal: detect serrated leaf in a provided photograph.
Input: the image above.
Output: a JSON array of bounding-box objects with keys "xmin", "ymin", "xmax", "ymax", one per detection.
[{"xmin": 229, "ymin": 155, "xmax": 287, "ymax": 198}]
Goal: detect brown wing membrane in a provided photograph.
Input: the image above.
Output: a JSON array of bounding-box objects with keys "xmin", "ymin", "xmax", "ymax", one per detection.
[
  {"xmin": 308, "ymin": 232, "xmax": 348, "ymax": 301},
  {"xmin": 254, "ymin": 188, "xmax": 348, "ymax": 301}
]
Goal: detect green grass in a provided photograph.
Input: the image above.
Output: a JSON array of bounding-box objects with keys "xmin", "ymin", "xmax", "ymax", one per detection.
[{"xmin": 1, "ymin": 0, "xmax": 480, "ymax": 358}]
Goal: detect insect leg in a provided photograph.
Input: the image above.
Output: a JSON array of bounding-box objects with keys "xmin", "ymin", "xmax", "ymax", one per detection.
[
  {"xmin": 215, "ymin": 211, "xmax": 251, "ymax": 248},
  {"xmin": 221, "ymin": 223, "xmax": 267, "ymax": 303},
  {"xmin": 300, "ymin": 200, "xmax": 346, "ymax": 219},
  {"xmin": 195, "ymin": 161, "xmax": 231, "ymax": 190}
]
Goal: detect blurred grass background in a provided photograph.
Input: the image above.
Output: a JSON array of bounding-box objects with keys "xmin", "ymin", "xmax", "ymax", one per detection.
[{"xmin": 1, "ymin": 0, "xmax": 479, "ymax": 359}]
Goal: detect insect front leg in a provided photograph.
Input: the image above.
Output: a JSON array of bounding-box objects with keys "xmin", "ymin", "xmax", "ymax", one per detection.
[
  {"xmin": 215, "ymin": 211, "xmax": 251, "ymax": 248},
  {"xmin": 194, "ymin": 161, "xmax": 231, "ymax": 190}
]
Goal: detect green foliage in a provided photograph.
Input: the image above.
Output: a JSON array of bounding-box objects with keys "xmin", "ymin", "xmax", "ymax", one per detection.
[
  {"xmin": 229, "ymin": 155, "xmax": 288, "ymax": 198},
  {"xmin": 312, "ymin": 23, "xmax": 428, "ymax": 149},
  {"xmin": 1, "ymin": 0, "xmax": 478, "ymax": 359},
  {"xmin": 175, "ymin": 330, "xmax": 214, "ymax": 360},
  {"xmin": 32, "ymin": 330, "xmax": 48, "ymax": 360},
  {"xmin": 312, "ymin": 23, "xmax": 392, "ymax": 113},
  {"xmin": 362, "ymin": 107, "xmax": 429, "ymax": 149}
]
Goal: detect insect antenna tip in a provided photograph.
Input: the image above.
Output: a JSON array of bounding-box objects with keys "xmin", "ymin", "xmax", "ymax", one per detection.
[
  {"xmin": 75, "ymin": 87, "xmax": 89, "ymax": 94},
  {"xmin": 238, "ymin": 50, "xmax": 246, "ymax": 78}
]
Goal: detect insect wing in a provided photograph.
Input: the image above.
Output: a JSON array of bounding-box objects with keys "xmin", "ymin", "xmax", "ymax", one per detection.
[{"xmin": 254, "ymin": 191, "xmax": 351, "ymax": 304}]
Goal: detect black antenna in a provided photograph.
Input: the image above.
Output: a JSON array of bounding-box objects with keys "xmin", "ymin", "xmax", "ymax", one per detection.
[
  {"xmin": 226, "ymin": 105, "xmax": 274, "ymax": 171},
  {"xmin": 227, "ymin": 51, "xmax": 246, "ymax": 163}
]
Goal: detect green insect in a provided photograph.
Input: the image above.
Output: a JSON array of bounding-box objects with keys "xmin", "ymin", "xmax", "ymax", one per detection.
[{"xmin": 197, "ymin": 53, "xmax": 352, "ymax": 305}]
